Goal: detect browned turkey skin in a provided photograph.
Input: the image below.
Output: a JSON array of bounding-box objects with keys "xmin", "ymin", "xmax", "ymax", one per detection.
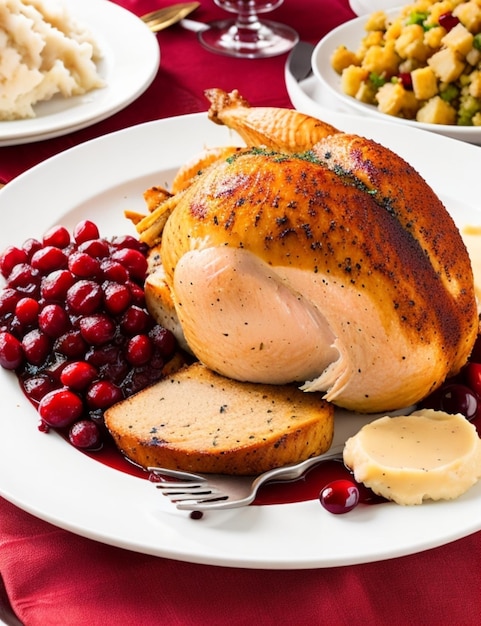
[{"xmin": 135, "ymin": 93, "xmax": 478, "ymax": 413}]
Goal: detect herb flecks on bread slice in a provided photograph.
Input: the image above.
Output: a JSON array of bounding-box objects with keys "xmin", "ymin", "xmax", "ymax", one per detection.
[{"xmin": 104, "ymin": 362, "xmax": 334, "ymax": 475}]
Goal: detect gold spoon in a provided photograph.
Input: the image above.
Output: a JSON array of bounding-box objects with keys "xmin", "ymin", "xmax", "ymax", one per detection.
[{"xmin": 141, "ymin": 2, "xmax": 200, "ymax": 33}]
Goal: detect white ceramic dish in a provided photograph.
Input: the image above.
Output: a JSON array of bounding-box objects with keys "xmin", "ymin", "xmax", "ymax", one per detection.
[
  {"xmin": 312, "ymin": 11, "xmax": 481, "ymax": 145},
  {"xmin": 0, "ymin": 0, "xmax": 159, "ymax": 146},
  {"xmin": 349, "ymin": 0, "xmax": 402, "ymax": 16},
  {"xmin": 1, "ymin": 113, "xmax": 481, "ymax": 570}
]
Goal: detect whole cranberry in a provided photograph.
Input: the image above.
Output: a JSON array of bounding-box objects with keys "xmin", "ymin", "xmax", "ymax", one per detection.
[
  {"xmin": 15, "ymin": 297, "xmax": 40, "ymax": 326},
  {"xmin": 100, "ymin": 259, "xmax": 129, "ymax": 283},
  {"xmin": 31, "ymin": 246, "xmax": 67, "ymax": 273},
  {"xmin": 69, "ymin": 420, "xmax": 102, "ymax": 450},
  {"xmin": 22, "ymin": 238, "xmax": 42, "ymax": 261},
  {"xmin": 464, "ymin": 362, "xmax": 481, "ymax": 398},
  {"xmin": 0, "ymin": 246, "xmax": 28, "ymax": 278},
  {"xmin": 103, "ymin": 282, "xmax": 131, "ymax": 315},
  {"xmin": 110, "ymin": 234, "xmax": 145, "ymax": 252},
  {"xmin": 60, "ymin": 361, "xmax": 98, "ymax": 390},
  {"xmin": 439, "ymin": 383, "xmax": 478, "ymax": 421},
  {"xmin": 126, "ymin": 281, "xmax": 145, "ymax": 305},
  {"xmin": 38, "ymin": 304, "xmax": 70, "ymax": 338},
  {"xmin": 22, "ymin": 329, "xmax": 51, "ymax": 366},
  {"xmin": 38, "ymin": 388, "xmax": 84, "ymax": 428},
  {"xmin": 86, "ymin": 380, "xmax": 123, "ymax": 409},
  {"xmin": 54, "ymin": 330, "xmax": 87, "ymax": 358},
  {"xmin": 66, "ymin": 280, "xmax": 103, "ymax": 315},
  {"xmin": 78, "ymin": 239, "xmax": 110, "ymax": 259},
  {"xmin": 111, "ymin": 248, "xmax": 148, "ymax": 282},
  {"xmin": 149, "ymin": 326, "xmax": 176, "ymax": 357},
  {"xmin": 73, "ymin": 220, "xmax": 100, "ymax": 244},
  {"xmin": 121, "ymin": 305, "xmax": 149, "ymax": 335},
  {"xmin": 22, "ymin": 374, "xmax": 57, "ymax": 402},
  {"xmin": 319, "ymin": 479, "xmax": 360, "ymax": 514},
  {"xmin": 68, "ymin": 251, "xmax": 102, "ymax": 279},
  {"xmin": 0, "ymin": 331, "xmax": 24, "ymax": 369},
  {"xmin": 126, "ymin": 334, "xmax": 153, "ymax": 366},
  {"xmin": 0, "ymin": 288, "xmax": 21, "ymax": 317},
  {"xmin": 79, "ymin": 314, "xmax": 116, "ymax": 345},
  {"xmin": 41, "ymin": 269, "xmax": 75, "ymax": 302},
  {"xmin": 42, "ymin": 225, "xmax": 71, "ymax": 249},
  {"xmin": 6, "ymin": 263, "xmax": 40, "ymax": 291}
]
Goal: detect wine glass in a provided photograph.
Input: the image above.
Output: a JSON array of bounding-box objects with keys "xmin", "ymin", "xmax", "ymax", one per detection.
[{"xmin": 198, "ymin": 0, "xmax": 299, "ymax": 59}]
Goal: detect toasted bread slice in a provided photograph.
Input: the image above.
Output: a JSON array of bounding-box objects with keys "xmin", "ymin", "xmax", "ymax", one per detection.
[{"xmin": 104, "ymin": 362, "xmax": 334, "ymax": 475}]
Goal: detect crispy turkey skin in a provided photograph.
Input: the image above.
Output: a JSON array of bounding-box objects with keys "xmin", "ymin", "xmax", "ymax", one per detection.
[{"xmin": 138, "ymin": 116, "xmax": 477, "ymax": 413}]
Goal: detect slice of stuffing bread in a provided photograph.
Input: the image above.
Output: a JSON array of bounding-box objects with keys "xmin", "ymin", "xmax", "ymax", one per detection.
[{"xmin": 104, "ymin": 362, "xmax": 334, "ymax": 475}]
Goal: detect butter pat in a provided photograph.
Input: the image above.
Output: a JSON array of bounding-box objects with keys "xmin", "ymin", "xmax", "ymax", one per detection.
[{"xmin": 343, "ymin": 409, "xmax": 481, "ymax": 505}]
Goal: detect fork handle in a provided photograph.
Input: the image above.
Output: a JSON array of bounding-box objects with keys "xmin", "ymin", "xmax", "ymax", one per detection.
[
  {"xmin": 176, "ymin": 445, "xmax": 344, "ymax": 511},
  {"xmin": 252, "ymin": 445, "xmax": 344, "ymax": 487}
]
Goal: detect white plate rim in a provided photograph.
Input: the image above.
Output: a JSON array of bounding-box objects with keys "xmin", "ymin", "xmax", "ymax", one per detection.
[
  {"xmin": 1, "ymin": 112, "xmax": 481, "ymax": 570},
  {"xmin": 311, "ymin": 10, "xmax": 481, "ymax": 144},
  {"xmin": 0, "ymin": 0, "xmax": 160, "ymax": 146}
]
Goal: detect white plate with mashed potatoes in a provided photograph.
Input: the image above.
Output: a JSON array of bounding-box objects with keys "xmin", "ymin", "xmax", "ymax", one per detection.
[
  {"xmin": 0, "ymin": 0, "xmax": 159, "ymax": 146},
  {"xmin": 0, "ymin": 112, "xmax": 481, "ymax": 569},
  {"xmin": 311, "ymin": 8, "xmax": 481, "ymax": 145}
]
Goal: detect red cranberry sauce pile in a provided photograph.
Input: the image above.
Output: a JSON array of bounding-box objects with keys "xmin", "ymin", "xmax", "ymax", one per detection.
[{"xmin": 0, "ymin": 220, "xmax": 178, "ymax": 451}]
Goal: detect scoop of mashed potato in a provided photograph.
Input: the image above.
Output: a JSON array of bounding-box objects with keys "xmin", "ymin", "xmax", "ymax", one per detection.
[{"xmin": 0, "ymin": 0, "xmax": 104, "ymax": 120}]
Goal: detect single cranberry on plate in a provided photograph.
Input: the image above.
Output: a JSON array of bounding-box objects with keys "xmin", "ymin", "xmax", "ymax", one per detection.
[{"xmin": 319, "ymin": 479, "xmax": 360, "ymax": 514}]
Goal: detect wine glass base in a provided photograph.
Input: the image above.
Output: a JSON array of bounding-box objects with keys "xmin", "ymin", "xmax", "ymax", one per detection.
[{"xmin": 198, "ymin": 19, "xmax": 299, "ymax": 59}]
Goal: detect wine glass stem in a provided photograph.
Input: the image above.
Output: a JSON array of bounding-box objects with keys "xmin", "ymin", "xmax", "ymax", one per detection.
[{"xmin": 233, "ymin": 6, "xmax": 266, "ymax": 43}]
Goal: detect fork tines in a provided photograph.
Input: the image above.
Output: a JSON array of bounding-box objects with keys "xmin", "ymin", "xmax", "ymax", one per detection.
[{"xmin": 152, "ymin": 478, "xmax": 228, "ymax": 503}]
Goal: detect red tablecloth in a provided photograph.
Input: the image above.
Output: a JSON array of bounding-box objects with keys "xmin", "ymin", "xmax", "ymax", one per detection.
[{"xmin": 1, "ymin": 1, "xmax": 481, "ymax": 625}]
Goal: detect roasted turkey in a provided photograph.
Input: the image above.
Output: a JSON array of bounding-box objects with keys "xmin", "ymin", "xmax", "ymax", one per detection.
[{"xmin": 134, "ymin": 89, "xmax": 478, "ymax": 413}]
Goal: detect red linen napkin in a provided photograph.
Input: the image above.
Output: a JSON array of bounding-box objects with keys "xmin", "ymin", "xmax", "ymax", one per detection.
[{"xmin": 1, "ymin": 496, "xmax": 480, "ymax": 625}]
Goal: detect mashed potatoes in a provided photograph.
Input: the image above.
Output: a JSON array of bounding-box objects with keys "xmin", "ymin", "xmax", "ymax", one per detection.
[{"xmin": 0, "ymin": 0, "xmax": 104, "ymax": 120}]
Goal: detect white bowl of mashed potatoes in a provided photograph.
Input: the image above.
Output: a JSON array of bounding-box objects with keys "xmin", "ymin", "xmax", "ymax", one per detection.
[{"xmin": 0, "ymin": 0, "xmax": 104, "ymax": 121}]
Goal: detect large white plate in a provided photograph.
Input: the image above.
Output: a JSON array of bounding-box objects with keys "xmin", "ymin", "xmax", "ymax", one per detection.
[
  {"xmin": 312, "ymin": 11, "xmax": 481, "ymax": 145},
  {"xmin": 1, "ymin": 112, "xmax": 481, "ymax": 570},
  {"xmin": 0, "ymin": 0, "xmax": 159, "ymax": 146}
]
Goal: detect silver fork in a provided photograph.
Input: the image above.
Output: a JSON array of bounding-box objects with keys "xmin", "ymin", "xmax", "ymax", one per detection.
[{"xmin": 148, "ymin": 444, "xmax": 344, "ymax": 511}]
